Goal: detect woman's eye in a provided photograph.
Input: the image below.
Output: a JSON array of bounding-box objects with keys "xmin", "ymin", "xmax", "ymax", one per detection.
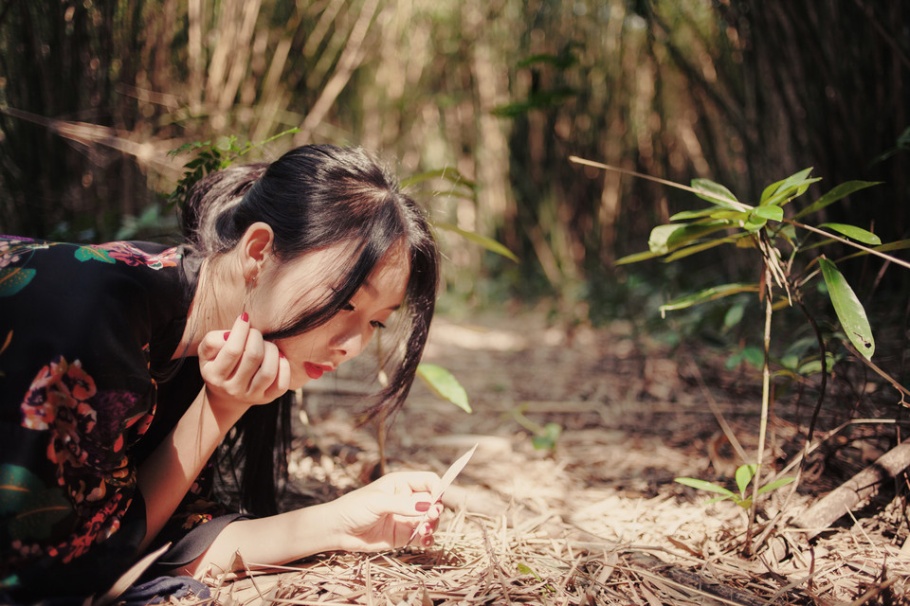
[{"xmin": 370, "ymin": 320, "xmax": 387, "ymax": 329}]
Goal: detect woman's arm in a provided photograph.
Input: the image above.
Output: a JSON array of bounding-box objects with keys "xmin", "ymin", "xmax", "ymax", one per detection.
[
  {"xmin": 176, "ymin": 471, "xmax": 444, "ymax": 576},
  {"xmin": 138, "ymin": 312, "xmax": 290, "ymax": 551}
]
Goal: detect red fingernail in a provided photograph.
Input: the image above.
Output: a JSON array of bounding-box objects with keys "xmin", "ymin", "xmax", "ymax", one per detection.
[
  {"xmin": 223, "ymin": 331, "xmax": 230, "ymax": 341},
  {"xmin": 415, "ymin": 501, "xmax": 431, "ymax": 512},
  {"xmin": 240, "ymin": 312, "xmax": 249, "ymax": 322}
]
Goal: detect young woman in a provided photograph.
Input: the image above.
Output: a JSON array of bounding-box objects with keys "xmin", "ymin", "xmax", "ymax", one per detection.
[{"xmin": 0, "ymin": 144, "xmax": 445, "ymax": 603}]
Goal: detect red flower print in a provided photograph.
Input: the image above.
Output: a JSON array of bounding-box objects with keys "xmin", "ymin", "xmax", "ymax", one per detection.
[{"xmin": 93, "ymin": 242, "xmax": 178, "ymax": 270}]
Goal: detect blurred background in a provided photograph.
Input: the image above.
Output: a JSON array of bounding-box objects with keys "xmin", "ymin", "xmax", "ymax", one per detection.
[{"xmin": 1, "ymin": 0, "xmax": 908, "ymax": 326}]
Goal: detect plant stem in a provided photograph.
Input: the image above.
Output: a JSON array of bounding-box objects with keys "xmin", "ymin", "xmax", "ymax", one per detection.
[
  {"xmin": 785, "ymin": 218, "xmax": 910, "ymax": 271},
  {"xmin": 746, "ymin": 261, "xmax": 774, "ymax": 556}
]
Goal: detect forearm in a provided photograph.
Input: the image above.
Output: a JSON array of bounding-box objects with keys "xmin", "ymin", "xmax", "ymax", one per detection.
[
  {"xmin": 177, "ymin": 504, "xmax": 340, "ymax": 575},
  {"xmin": 137, "ymin": 389, "xmax": 247, "ymax": 551}
]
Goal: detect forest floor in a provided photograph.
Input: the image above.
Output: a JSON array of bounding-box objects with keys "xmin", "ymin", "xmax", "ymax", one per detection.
[{"xmin": 198, "ymin": 308, "xmax": 909, "ymax": 605}]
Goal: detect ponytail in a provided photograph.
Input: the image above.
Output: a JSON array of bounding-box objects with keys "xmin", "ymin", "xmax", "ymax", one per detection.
[{"xmin": 180, "ymin": 163, "xmax": 268, "ymax": 255}]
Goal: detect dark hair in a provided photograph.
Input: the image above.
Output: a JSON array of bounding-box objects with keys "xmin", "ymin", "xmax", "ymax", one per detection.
[{"xmin": 181, "ymin": 144, "xmax": 439, "ymax": 514}]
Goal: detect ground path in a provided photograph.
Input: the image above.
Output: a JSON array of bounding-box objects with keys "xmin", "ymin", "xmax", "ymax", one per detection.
[{"xmin": 207, "ymin": 310, "xmax": 908, "ymax": 605}]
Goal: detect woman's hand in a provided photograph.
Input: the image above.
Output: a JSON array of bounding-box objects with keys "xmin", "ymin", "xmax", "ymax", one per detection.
[
  {"xmin": 324, "ymin": 471, "xmax": 445, "ymax": 551},
  {"xmin": 197, "ymin": 312, "xmax": 291, "ymax": 413}
]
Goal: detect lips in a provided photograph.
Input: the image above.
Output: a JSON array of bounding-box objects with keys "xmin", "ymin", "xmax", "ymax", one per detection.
[{"xmin": 304, "ymin": 362, "xmax": 333, "ymax": 380}]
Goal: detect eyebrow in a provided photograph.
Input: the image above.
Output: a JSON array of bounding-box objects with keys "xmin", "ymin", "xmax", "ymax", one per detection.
[{"xmin": 361, "ymin": 279, "xmax": 402, "ymax": 311}]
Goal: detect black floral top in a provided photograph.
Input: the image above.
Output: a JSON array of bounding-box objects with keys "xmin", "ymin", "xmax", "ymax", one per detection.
[{"xmin": 0, "ymin": 237, "xmax": 229, "ymax": 602}]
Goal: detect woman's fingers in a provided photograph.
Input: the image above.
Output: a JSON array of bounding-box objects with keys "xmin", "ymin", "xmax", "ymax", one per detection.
[{"xmin": 200, "ymin": 312, "xmax": 289, "ymax": 405}]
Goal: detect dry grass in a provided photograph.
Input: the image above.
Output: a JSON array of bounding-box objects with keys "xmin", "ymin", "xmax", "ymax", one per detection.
[{"xmin": 174, "ymin": 312, "xmax": 908, "ymax": 605}]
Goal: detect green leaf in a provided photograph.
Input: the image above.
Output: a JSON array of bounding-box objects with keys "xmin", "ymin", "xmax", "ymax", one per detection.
[
  {"xmin": 819, "ymin": 258, "xmax": 875, "ymax": 359},
  {"xmin": 416, "ymin": 363, "xmax": 471, "ymax": 413},
  {"xmin": 669, "ymin": 208, "xmax": 724, "ymax": 221},
  {"xmin": 793, "ymin": 180, "xmax": 883, "ymax": 220},
  {"xmin": 531, "ymin": 423, "xmax": 562, "ymax": 451},
  {"xmin": 615, "ymin": 249, "xmax": 665, "ymax": 265},
  {"xmin": 796, "ymin": 352, "xmax": 839, "ymax": 375},
  {"xmin": 751, "ymin": 205, "xmax": 784, "ymax": 222},
  {"xmin": 433, "ymin": 222, "xmax": 518, "ymax": 262},
  {"xmin": 400, "ymin": 167, "xmax": 477, "ymax": 191},
  {"xmin": 648, "ymin": 222, "xmax": 729, "ymax": 256},
  {"xmin": 690, "ymin": 178, "xmax": 744, "ymax": 210},
  {"xmin": 759, "ymin": 168, "xmax": 819, "ymax": 207},
  {"xmin": 659, "ymin": 283, "xmax": 761, "ymax": 315},
  {"xmin": 674, "ymin": 477, "xmax": 736, "ymax": 497},
  {"xmin": 0, "ymin": 268, "xmax": 35, "ymax": 297},
  {"xmin": 648, "ymin": 224, "xmax": 683, "ymax": 255},
  {"xmin": 735, "ymin": 464, "xmax": 757, "ymax": 495},
  {"xmin": 664, "ymin": 237, "xmax": 734, "ymax": 262},
  {"xmin": 723, "ymin": 302, "xmax": 745, "ymax": 330},
  {"xmin": 757, "ymin": 476, "xmax": 796, "ymax": 495},
  {"xmin": 871, "ymin": 238, "xmax": 910, "ymax": 253},
  {"xmin": 743, "ymin": 213, "xmax": 768, "ymax": 232},
  {"xmin": 818, "ymin": 223, "xmax": 882, "ymax": 246},
  {"xmin": 517, "ymin": 563, "xmax": 534, "ymax": 575}
]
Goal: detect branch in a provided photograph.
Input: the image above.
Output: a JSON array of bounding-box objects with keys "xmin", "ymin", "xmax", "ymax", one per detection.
[{"xmin": 785, "ymin": 218, "xmax": 910, "ymax": 271}]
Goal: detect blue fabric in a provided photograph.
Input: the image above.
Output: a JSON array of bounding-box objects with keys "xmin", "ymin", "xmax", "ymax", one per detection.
[
  {"xmin": 117, "ymin": 576, "xmax": 211, "ymax": 605},
  {"xmin": 1, "ymin": 575, "xmax": 210, "ymax": 606}
]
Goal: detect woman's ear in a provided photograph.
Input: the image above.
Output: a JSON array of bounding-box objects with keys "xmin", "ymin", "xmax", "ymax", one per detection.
[{"xmin": 240, "ymin": 222, "xmax": 274, "ymax": 281}]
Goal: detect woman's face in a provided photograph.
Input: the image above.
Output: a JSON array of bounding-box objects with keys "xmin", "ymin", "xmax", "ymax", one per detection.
[{"xmin": 252, "ymin": 241, "xmax": 410, "ymax": 391}]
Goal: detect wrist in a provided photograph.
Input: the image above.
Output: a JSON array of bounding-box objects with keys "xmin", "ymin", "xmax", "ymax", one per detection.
[
  {"xmin": 203, "ymin": 388, "xmax": 253, "ymax": 429},
  {"xmin": 303, "ymin": 502, "xmax": 346, "ymax": 553}
]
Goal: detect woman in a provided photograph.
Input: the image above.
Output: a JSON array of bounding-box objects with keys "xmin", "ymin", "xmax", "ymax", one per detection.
[{"xmin": 0, "ymin": 144, "xmax": 445, "ymax": 603}]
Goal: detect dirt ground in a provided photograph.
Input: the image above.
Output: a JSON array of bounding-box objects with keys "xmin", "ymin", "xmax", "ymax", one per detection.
[{"xmin": 202, "ymin": 309, "xmax": 910, "ymax": 605}]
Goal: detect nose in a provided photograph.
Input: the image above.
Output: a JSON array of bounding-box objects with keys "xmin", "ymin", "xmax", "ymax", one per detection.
[{"xmin": 332, "ymin": 328, "xmax": 368, "ymax": 362}]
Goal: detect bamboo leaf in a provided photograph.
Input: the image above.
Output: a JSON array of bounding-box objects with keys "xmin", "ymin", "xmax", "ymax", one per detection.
[
  {"xmin": 669, "ymin": 208, "xmax": 724, "ymax": 221},
  {"xmin": 735, "ymin": 464, "xmax": 757, "ymax": 495},
  {"xmin": 674, "ymin": 477, "xmax": 736, "ymax": 497},
  {"xmin": 615, "ymin": 249, "xmax": 665, "ymax": 265},
  {"xmin": 400, "ymin": 167, "xmax": 477, "ymax": 191},
  {"xmin": 793, "ymin": 180, "xmax": 883, "ymax": 220},
  {"xmin": 838, "ymin": 238, "xmax": 910, "ymax": 264},
  {"xmin": 751, "ymin": 205, "xmax": 784, "ymax": 222},
  {"xmin": 690, "ymin": 178, "xmax": 743, "ymax": 210},
  {"xmin": 757, "ymin": 476, "xmax": 796, "ymax": 495},
  {"xmin": 759, "ymin": 168, "xmax": 818, "ymax": 206},
  {"xmin": 531, "ymin": 423, "xmax": 562, "ymax": 451},
  {"xmin": 433, "ymin": 222, "xmax": 518, "ymax": 262},
  {"xmin": 659, "ymin": 283, "xmax": 761, "ymax": 315},
  {"xmin": 648, "ymin": 222, "xmax": 729, "ymax": 255},
  {"xmin": 818, "ymin": 223, "xmax": 882, "ymax": 246},
  {"xmin": 648, "ymin": 224, "xmax": 683, "ymax": 255},
  {"xmin": 819, "ymin": 258, "xmax": 875, "ymax": 359},
  {"xmin": 416, "ymin": 363, "xmax": 471, "ymax": 413},
  {"xmin": 871, "ymin": 238, "xmax": 910, "ymax": 253},
  {"xmin": 664, "ymin": 236, "xmax": 736, "ymax": 262}
]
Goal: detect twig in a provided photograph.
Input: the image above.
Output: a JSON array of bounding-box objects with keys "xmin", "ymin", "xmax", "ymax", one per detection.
[
  {"xmin": 685, "ymin": 354, "xmax": 750, "ymax": 464},
  {"xmin": 841, "ymin": 341, "xmax": 910, "ymax": 407}
]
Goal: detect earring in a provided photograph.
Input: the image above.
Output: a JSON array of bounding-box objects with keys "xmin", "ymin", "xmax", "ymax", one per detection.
[{"xmin": 243, "ymin": 272, "xmax": 258, "ymax": 313}]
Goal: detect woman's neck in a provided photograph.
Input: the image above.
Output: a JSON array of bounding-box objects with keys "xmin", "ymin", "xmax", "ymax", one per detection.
[{"xmin": 174, "ymin": 256, "xmax": 244, "ymax": 359}]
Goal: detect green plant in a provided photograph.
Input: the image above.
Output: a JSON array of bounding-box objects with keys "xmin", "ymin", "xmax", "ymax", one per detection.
[
  {"xmin": 675, "ymin": 465, "xmax": 795, "ymax": 511},
  {"xmin": 572, "ymin": 155, "xmax": 910, "ymax": 553},
  {"xmin": 510, "ymin": 406, "xmax": 562, "ymax": 453},
  {"xmin": 167, "ymin": 129, "xmax": 299, "ymax": 213}
]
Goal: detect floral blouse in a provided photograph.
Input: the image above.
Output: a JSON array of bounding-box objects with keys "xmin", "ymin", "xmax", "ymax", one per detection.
[{"xmin": 0, "ymin": 237, "xmax": 228, "ymax": 602}]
